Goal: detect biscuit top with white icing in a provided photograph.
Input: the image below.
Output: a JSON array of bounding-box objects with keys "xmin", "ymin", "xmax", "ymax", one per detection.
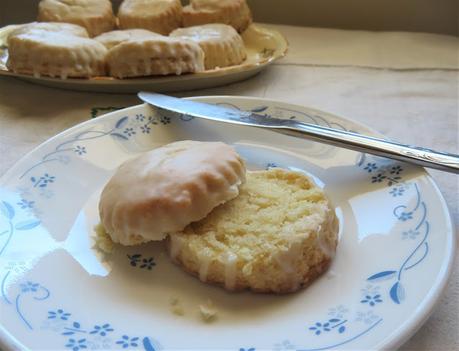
[
  {"xmin": 95, "ymin": 29, "xmax": 161, "ymax": 49},
  {"xmin": 9, "ymin": 27, "xmax": 94, "ymax": 48},
  {"xmin": 8, "ymin": 22, "xmax": 89, "ymax": 41},
  {"xmin": 189, "ymin": 0, "xmax": 242, "ymax": 11},
  {"xmin": 38, "ymin": 0, "xmax": 115, "ymax": 36},
  {"xmin": 6, "ymin": 21, "xmax": 107, "ymax": 79},
  {"xmin": 170, "ymin": 24, "xmax": 238, "ymax": 43},
  {"xmin": 38, "ymin": 0, "xmax": 113, "ymax": 19},
  {"xmin": 7, "ymin": 22, "xmax": 105, "ymax": 54},
  {"xmin": 119, "ymin": 0, "xmax": 181, "ymax": 15},
  {"xmin": 99, "ymin": 141, "xmax": 246, "ymax": 245}
]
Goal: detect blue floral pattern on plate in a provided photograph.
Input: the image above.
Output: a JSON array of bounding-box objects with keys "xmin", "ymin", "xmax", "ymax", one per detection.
[
  {"xmin": 127, "ymin": 254, "xmax": 156, "ymax": 270},
  {"xmin": 41, "ymin": 308, "xmax": 159, "ymax": 350}
]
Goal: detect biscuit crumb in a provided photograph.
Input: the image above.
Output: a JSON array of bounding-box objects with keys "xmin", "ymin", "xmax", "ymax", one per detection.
[
  {"xmin": 170, "ymin": 297, "xmax": 184, "ymax": 316},
  {"xmin": 326, "ymin": 270, "xmax": 337, "ymax": 280},
  {"xmin": 93, "ymin": 223, "xmax": 115, "ymax": 254},
  {"xmin": 199, "ymin": 299, "xmax": 217, "ymax": 322}
]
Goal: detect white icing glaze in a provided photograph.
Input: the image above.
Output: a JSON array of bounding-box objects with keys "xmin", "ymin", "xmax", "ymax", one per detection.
[
  {"xmin": 8, "ymin": 22, "xmax": 89, "ymax": 38},
  {"xmin": 315, "ymin": 208, "xmax": 338, "ymax": 259},
  {"xmin": 94, "ymin": 29, "xmax": 161, "ymax": 49},
  {"xmin": 38, "ymin": 0, "xmax": 115, "ymax": 37},
  {"xmin": 223, "ymin": 252, "xmax": 238, "ymax": 290},
  {"xmin": 198, "ymin": 254, "xmax": 212, "ymax": 282},
  {"xmin": 273, "ymin": 240, "xmax": 302, "ymax": 275},
  {"xmin": 120, "ymin": 0, "xmax": 179, "ymax": 14},
  {"xmin": 169, "ymin": 236, "xmax": 183, "ymax": 261},
  {"xmin": 171, "ymin": 24, "xmax": 230, "ymax": 41},
  {"xmin": 190, "ymin": 0, "xmax": 240, "ymax": 11}
]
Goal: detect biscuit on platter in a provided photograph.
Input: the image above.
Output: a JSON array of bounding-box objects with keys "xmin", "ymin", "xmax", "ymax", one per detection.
[
  {"xmin": 98, "ymin": 141, "xmax": 246, "ymax": 245},
  {"xmin": 170, "ymin": 24, "xmax": 246, "ymax": 70},
  {"xmin": 118, "ymin": 0, "xmax": 183, "ymax": 35},
  {"xmin": 6, "ymin": 22, "xmax": 107, "ymax": 78},
  {"xmin": 168, "ymin": 169, "xmax": 339, "ymax": 294},
  {"xmin": 38, "ymin": 0, "xmax": 116, "ymax": 37},
  {"xmin": 182, "ymin": 0, "xmax": 252, "ymax": 33},
  {"xmin": 106, "ymin": 36, "xmax": 205, "ymax": 78},
  {"xmin": 94, "ymin": 29, "xmax": 161, "ymax": 49}
]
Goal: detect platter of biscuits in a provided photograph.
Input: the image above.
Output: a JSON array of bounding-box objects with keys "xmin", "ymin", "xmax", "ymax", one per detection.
[
  {"xmin": 0, "ymin": 96, "xmax": 454, "ymax": 350},
  {"xmin": 0, "ymin": 0, "xmax": 287, "ymax": 93}
]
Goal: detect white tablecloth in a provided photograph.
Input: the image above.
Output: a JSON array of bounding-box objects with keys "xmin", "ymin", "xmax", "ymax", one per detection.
[{"xmin": 0, "ymin": 25, "xmax": 457, "ymax": 351}]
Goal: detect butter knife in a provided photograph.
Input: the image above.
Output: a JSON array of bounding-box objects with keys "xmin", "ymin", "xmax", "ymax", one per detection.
[{"xmin": 138, "ymin": 92, "xmax": 459, "ymax": 174}]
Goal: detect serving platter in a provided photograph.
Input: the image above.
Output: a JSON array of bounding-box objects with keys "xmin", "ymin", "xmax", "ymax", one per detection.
[{"xmin": 0, "ymin": 24, "xmax": 287, "ymax": 93}]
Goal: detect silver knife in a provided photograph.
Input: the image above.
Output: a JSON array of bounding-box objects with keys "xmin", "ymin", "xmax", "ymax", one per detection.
[{"xmin": 138, "ymin": 92, "xmax": 459, "ymax": 174}]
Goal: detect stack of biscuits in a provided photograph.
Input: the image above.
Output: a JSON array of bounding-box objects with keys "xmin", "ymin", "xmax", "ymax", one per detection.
[
  {"xmin": 6, "ymin": 0, "xmax": 252, "ymax": 79},
  {"xmin": 98, "ymin": 141, "xmax": 339, "ymax": 294}
]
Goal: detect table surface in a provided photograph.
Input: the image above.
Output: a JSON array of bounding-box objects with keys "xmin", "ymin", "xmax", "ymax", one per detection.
[{"xmin": 0, "ymin": 24, "xmax": 457, "ymax": 351}]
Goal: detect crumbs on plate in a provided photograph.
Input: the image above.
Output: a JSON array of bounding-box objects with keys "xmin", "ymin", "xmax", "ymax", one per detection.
[
  {"xmin": 93, "ymin": 223, "xmax": 115, "ymax": 254},
  {"xmin": 198, "ymin": 299, "xmax": 217, "ymax": 322},
  {"xmin": 169, "ymin": 297, "xmax": 185, "ymax": 316}
]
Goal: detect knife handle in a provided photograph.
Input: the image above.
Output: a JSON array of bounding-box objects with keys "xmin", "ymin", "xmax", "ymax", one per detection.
[{"xmin": 275, "ymin": 120, "xmax": 459, "ymax": 174}]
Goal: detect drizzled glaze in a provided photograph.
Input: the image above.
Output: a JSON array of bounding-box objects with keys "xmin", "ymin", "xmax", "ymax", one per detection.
[{"xmin": 223, "ymin": 252, "xmax": 238, "ymax": 290}]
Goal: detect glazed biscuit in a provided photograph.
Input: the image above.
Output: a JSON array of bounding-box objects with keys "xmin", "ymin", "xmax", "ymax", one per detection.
[
  {"xmin": 170, "ymin": 24, "xmax": 246, "ymax": 69},
  {"xmin": 7, "ymin": 22, "xmax": 107, "ymax": 78},
  {"xmin": 99, "ymin": 141, "xmax": 246, "ymax": 245}
]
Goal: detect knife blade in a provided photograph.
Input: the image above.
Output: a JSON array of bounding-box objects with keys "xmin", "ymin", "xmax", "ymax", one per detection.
[{"xmin": 138, "ymin": 92, "xmax": 459, "ymax": 174}]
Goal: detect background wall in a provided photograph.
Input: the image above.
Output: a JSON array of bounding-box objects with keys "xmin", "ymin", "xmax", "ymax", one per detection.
[
  {"xmin": 249, "ymin": 0, "xmax": 458, "ymax": 36},
  {"xmin": 1, "ymin": 0, "xmax": 457, "ymax": 36}
]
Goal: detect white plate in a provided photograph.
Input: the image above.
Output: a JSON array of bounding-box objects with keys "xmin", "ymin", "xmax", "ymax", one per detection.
[
  {"xmin": 0, "ymin": 97, "xmax": 455, "ymax": 351},
  {"xmin": 0, "ymin": 24, "xmax": 287, "ymax": 93}
]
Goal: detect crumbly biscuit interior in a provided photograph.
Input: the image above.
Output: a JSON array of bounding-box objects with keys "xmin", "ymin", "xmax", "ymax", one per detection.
[{"xmin": 180, "ymin": 170, "xmax": 331, "ymax": 260}]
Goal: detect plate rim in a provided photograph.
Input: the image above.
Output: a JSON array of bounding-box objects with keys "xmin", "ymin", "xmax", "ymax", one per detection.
[
  {"xmin": 0, "ymin": 96, "xmax": 455, "ymax": 351},
  {"xmin": 373, "ymin": 174, "xmax": 456, "ymax": 350}
]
